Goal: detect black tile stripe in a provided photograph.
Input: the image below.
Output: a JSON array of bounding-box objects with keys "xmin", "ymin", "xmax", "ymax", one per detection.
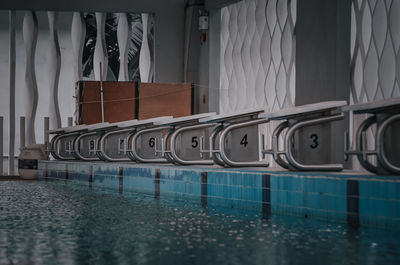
[
  {"xmin": 201, "ymin": 172, "xmax": 208, "ymax": 208},
  {"xmin": 262, "ymin": 174, "xmax": 271, "ymax": 219},
  {"xmin": 347, "ymin": 179, "xmax": 360, "ymax": 229},
  {"xmin": 45, "ymin": 163, "xmax": 48, "ymax": 181},
  {"xmin": 65, "ymin": 164, "xmax": 69, "ymax": 183},
  {"xmin": 89, "ymin": 165, "xmax": 93, "ymax": 189},
  {"xmin": 119, "ymin": 167, "xmax": 124, "ymax": 194},
  {"xmin": 154, "ymin": 169, "xmax": 160, "ymax": 199}
]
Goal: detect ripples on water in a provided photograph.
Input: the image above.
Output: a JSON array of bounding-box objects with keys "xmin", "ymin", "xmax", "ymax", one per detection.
[{"xmin": 0, "ymin": 181, "xmax": 399, "ymax": 265}]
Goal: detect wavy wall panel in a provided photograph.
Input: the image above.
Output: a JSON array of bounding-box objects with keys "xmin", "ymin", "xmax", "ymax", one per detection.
[
  {"xmin": 47, "ymin": 11, "xmax": 62, "ymax": 129},
  {"xmin": 350, "ymin": 0, "xmax": 400, "ymax": 169},
  {"xmin": 220, "ymin": 0, "xmax": 296, "ymax": 114},
  {"xmin": 351, "ymin": 0, "xmax": 400, "ymax": 104},
  {"xmin": 220, "ymin": 0, "xmax": 296, "ymax": 164},
  {"xmin": 22, "ymin": 11, "xmax": 39, "ymax": 145}
]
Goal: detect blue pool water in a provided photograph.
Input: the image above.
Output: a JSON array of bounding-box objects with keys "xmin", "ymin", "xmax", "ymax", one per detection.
[{"xmin": 1, "ymin": 180, "xmax": 399, "ymax": 265}]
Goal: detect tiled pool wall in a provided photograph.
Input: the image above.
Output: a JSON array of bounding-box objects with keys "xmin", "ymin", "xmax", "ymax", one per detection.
[{"xmin": 38, "ymin": 161, "xmax": 400, "ymax": 229}]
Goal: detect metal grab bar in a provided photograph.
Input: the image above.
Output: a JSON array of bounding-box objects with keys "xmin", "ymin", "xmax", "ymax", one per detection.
[
  {"xmin": 154, "ymin": 131, "xmax": 172, "ymax": 157},
  {"xmin": 98, "ymin": 128, "xmax": 133, "ymax": 162},
  {"xmin": 218, "ymin": 119, "xmax": 270, "ymax": 167},
  {"xmin": 51, "ymin": 132, "xmax": 80, "ymax": 161},
  {"xmin": 344, "ymin": 116, "xmax": 378, "ymax": 173},
  {"xmin": 49, "ymin": 134, "xmax": 62, "ymax": 160},
  {"xmin": 169, "ymin": 123, "xmax": 216, "ymax": 165},
  {"xmin": 262, "ymin": 121, "xmax": 290, "ymax": 169},
  {"xmin": 73, "ymin": 131, "xmax": 100, "ymax": 161},
  {"xmin": 285, "ymin": 113, "xmax": 345, "ymax": 171},
  {"xmin": 127, "ymin": 126, "xmax": 172, "ymax": 163},
  {"xmin": 377, "ymin": 114, "xmax": 400, "ymax": 174},
  {"xmin": 198, "ymin": 124, "xmax": 225, "ymax": 166}
]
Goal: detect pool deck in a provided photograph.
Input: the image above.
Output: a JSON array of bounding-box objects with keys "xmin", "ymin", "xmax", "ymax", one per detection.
[{"xmin": 38, "ymin": 160, "xmax": 400, "ymax": 229}]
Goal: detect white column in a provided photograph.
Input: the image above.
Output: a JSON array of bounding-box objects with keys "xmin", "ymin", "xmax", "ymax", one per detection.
[
  {"xmin": 9, "ymin": 10, "xmax": 16, "ymax": 175},
  {"xmin": 22, "ymin": 11, "xmax": 39, "ymax": 145},
  {"xmin": 68, "ymin": 117, "xmax": 73, "ymax": 127},
  {"xmin": 48, "ymin": 11, "xmax": 62, "ymax": 130},
  {"xmin": 139, "ymin": 13, "xmax": 151, "ymax": 83},
  {"xmin": 44, "ymin": 117, "xmax": 49, "ymax": 156},
  {"xmin": 94, "ymin": 12, "xmax": 108, "ymax": 81},
  {"xmin": 117, "ymin": 13, "xmax": 129, "ymax": 81},
  {"xmin": 71, "ymin": 12, "xmax": 86, "ymax": 83}
]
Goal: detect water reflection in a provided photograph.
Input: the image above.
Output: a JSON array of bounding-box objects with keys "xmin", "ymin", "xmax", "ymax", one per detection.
[{"xmin": 0, "ymin": 181, "xmax": 399, "ymax": 265}]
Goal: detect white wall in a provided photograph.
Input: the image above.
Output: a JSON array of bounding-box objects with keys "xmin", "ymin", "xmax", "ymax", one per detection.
[{"xmin": 0, "ymin": 0, "xmax": 186, "ymax": 162}]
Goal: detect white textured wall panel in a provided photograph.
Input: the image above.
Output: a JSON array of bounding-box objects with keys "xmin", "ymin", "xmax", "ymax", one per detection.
[
  {"xmin": 220, "ymin": 0, "xmax": 296, "ymax": 113},
  {"xmin": 351, "ymin": 0, "xmax": 400, "ymax": 103},
  {"xmin": 220, "ymin": 0, "xmax": 296, "ymax": 165},
  {"xmin": 350, "ymin": 0, "xmax": 400, "ymax": 170}
]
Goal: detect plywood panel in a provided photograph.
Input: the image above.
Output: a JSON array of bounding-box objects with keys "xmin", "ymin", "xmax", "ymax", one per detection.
[
  {"xmin": 103, "ymin": 82, "xmax": 136, "ymax": 123},
  {"xmin": 139, "ymin": 83, "xmax": 192, "ymax": 119},
  {"xmin": 79, "ymin": 81, "xmax": 136, "ymax": 124}
]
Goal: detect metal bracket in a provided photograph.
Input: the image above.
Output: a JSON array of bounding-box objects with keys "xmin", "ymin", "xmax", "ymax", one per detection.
[
  {"xmin": 262, "ymin": 121, "xmax": 290, "ymax": 169},
  {"xmin": 344, "ymin": 115, "xmax": 378, "ymax": 173}
]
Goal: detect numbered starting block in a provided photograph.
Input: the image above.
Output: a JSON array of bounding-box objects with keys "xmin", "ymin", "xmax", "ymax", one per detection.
[
  {"xmin": 72, "ymin": 123, "xmax": 110, "ymax": 161},
  {"xmin": 49, "ymin": 124, "xmax": 88, "ymax": 160},
  {"xmin": 261, "ymin": 101, "xmax": 347, "ymax": 171},
  {"xmin": 344, "ymin": 98, "xmax": 400, "ymax": 175},
  {"xmin": 93, "ymin": 120, "xmax": 137, "ymax": 162},
  {"xmin": 197, "ymin": 109, "xmax": 269, "ymax": 167},
  {"xmin": 125, "ymin": 116, "xmax": 173, "ymax": 163},
  {"xmin": 152, "ymin": 113, "xmax": 216, "ymax": 165}
]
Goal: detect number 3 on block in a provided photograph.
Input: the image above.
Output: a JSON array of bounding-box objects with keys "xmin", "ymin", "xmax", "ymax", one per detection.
[{"xmin": 310, "ymin": 134, "xmax": 319, "ymax": 149}]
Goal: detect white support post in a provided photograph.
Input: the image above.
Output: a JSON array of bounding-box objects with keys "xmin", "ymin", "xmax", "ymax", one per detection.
[
  {"xmin": 9, "ymin": 10, "xmax": 16, "ymax": 175},
  {"xmin": 94, "ymin": 12, "xmax": 108, "ymax": 81},
  {"xmin": 20, "ymin": 117, "xmax": 26, "ymax": 149},
  {"xmin": 44, "ymin": 117, "xmax": 49, "ymax": 155},
  {"xmin": 68, "ymin": 117, "xmax": 73, "ymax": 127},
  {"xmin": 99, "ymin": 62, "xmax": 105, "ymax": 123},
  {"xmin": 117, "ymin": 13, "xmax": 129, "ymax": 81}
]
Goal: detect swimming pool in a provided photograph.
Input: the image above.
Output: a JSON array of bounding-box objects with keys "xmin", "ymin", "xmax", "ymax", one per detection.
[{"xmin": 1, "ymin": 181, "xmax": 399, "ymax": 265}]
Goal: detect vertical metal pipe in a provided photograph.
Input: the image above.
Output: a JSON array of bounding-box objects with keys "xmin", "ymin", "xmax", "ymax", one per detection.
[
  {"xmin": 20, "ymin": 117, "xmax": 26, "ymax": 149},
  {"xmin": 44, "ymin": 117, "xmax": 49, "ymax": 152},
  {"xmin": 68, "ymin": 117, "xmax": 73, "ymax": 127},
  {"xmin": 0, "ymin": 117, "xmax": 3, "ymax": 175},
  {"xmin": 99, "ymin": 62, "xmax": 105, "ymax": 123},
  {"xmin": 9, "ymin": 10, "xmax": 16, "ymax": 175}
]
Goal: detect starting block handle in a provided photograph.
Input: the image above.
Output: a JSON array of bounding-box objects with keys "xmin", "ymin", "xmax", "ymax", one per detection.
[
  {"xmin": 377, "ymin": 114, "xmax": 400, "ymax": 174},
  {"xmin": 218, "ymin": 119, "xmax": 269, "ymax": 167},
  {"xmin": 129, "ymin": 126, "xmax": 172, "ymax": 163},
  {"xmin": 73, "ymin": 131, "xmax": 99, "ymax": 161},
  {"xmin": 53, "ymin": 132, "xmax": 80, "ymax": 161},
  {"xmin": 169, "ymin": 123, "xmax": 215, "ymax": 165},
  {"xmin": 285, "ymin": 113, "xmax": 344, "ymax": 171},
  {"xmin": 98, "ymin": 128, "xmax": 133, "ymax": 162},
  {"xmin": 355, "ymin": 115, "xmax": 378, "ymax": 173},
  {"xmin": 271, "ymin": 121, "xmax": 290, "ymax": 169}
]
